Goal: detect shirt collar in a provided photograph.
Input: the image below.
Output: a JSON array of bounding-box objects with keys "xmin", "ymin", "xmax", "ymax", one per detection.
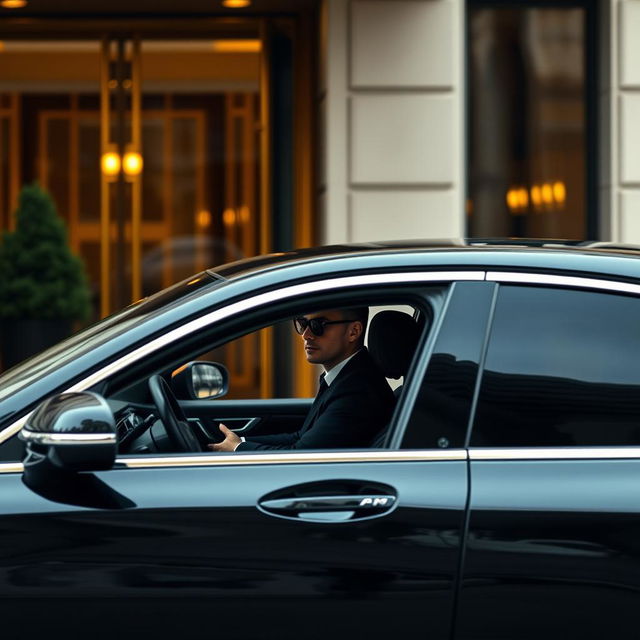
[{"xmin": 323, "ymin": 349, "xmax": 361, "ymax": 386}]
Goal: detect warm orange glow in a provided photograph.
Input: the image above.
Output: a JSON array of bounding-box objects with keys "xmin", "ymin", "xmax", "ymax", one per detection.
[
  {"xmin": 516, "ymin": 188, "xmax": 529, "ymax": 208},
  {"xmin": 222, "ymin": 0, "xmax": 251, "ymax": 7},
  {"xmin": 212, "ymin": 39, "xmax": 261, "ymax": 53},
  {"xmin": 530, "ymin": 185, "xmax": 542, "ymax": 208},
  {"xmin": 553, "ymin": 181, "xmax": 566, "ymax": 205},
  {"xmin": 123, "ymin": 151, "xmax": 143, "ymax": 176},
  {"xmin": 541, "ymin": 183, "xmax": 553, "ymax": 205},
  {"xmin": 1, "ymin": 0, "xmax": 28, "ymax": 8},
  {"xmin": 506, "ymin": 189, "xmax": 519, "ymax": 212},
  {"xmin": 197, "ymin": 210, "xmax": 212, "ymax": 228},
  {"xmin": 101, "ymin": 152, "xmax": 121, "ymax": 176},
  {"xmin": 223, "ymin": 207, "xmax": 236, "ymax": 226}
]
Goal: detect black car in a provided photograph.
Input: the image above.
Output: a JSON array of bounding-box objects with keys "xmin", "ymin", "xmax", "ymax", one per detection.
[{"xmin": 1, "ymin": 240, "xmax": 639, "ymax": 639}]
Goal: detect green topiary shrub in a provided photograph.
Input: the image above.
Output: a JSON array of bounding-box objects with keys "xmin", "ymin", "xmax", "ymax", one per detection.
[{"xmin": 0, "ymin": 183, "xmax": 91, "ymax": 321}]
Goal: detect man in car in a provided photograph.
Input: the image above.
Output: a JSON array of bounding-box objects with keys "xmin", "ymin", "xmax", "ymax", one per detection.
[{"xmin": 209, "ymin": 307, "xmax": 395, "ymax": 451}]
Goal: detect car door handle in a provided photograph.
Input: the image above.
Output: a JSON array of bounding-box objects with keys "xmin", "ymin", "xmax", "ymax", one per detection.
[{"xmin": 258, "ymin": 492, "xmax": 397, "ymax": 523}]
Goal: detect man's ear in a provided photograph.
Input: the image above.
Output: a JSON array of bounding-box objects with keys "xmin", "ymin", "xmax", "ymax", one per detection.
[{"xmin": 348, "ymin": 321, "xmax": 363, "ymax": 342}]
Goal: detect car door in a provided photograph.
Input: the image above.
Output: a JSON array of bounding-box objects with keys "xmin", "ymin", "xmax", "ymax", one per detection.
[
  {"xmin": 456, "ymin": 275, "xmax": 640, "ymax": 640},
  {"xmin": 0, "ymin": 273, "xmax": 486, "ymax": 640}
]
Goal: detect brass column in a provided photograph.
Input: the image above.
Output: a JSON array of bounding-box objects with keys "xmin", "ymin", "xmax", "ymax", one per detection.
[{"xmin": 100, "ymin": 36, "xmax": 143, "ymax": 317}]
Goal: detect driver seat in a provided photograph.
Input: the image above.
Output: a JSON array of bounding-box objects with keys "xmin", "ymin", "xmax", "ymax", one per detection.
[{"xmin": 367, "ymin": 310, "xmax": 421, "ymax": 447}]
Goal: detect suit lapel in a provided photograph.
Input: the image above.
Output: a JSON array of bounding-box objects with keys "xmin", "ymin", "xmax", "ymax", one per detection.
[{"xmin": 299, "ymin": 350, "xmax": 367, "ymax": 434}]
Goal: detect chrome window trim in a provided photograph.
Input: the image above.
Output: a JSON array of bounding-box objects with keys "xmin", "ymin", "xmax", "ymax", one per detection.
[
  {"xmin": 470, "ymin": 447, "xmax": 640, "ymax": 461},
  {"xmin": 19, "ymin": 431, "xmax": 117, "ymax": 446},
  {"xmin": 486, "ymin": 271, "xmax": 640, "ymax": 295},
  {"xmin": 0, "ymin": 449, "xmax": 468, "ymax": 473},
  {"xmin": 1, "ymin": 270, "xmax": 484, "ymax": 444},
  {"xmin": 119, "ymin": 449, "xmax": 468, "ymax": 468},
  {"xmin": 0, "ymin": 462, "xmax": 23, "ymax": 474}
]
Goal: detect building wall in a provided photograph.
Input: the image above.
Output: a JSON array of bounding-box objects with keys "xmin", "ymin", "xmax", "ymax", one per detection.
[
  {"xmin": 608, "ymin": 0, "xmax": 640, "ymax": 243},
  {"xmin": 319, "ymin": 0, "xmax": 465, "ymax": 244},
  {"xmin": 320, "ymin": 0, "xmax": 640, "ymax": 245}
]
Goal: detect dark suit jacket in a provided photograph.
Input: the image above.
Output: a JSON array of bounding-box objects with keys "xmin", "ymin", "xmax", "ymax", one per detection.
[{"xmin": 237, "ymin": 349, "xmax": 395, "ymax": 451}]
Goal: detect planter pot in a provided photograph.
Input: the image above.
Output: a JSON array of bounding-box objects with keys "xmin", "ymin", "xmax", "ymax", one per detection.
[{"xmin": 0, "ymin": 318, "xmax": 71, "ymax": 371}]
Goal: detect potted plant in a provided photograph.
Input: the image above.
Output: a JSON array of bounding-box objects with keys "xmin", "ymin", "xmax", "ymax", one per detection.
[{"xmin": 0, "ymin": 183, "xmax": 91, "ymax": 370}]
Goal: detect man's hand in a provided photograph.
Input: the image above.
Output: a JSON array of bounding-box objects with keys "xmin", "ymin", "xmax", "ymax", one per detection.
[{"xmin": 207, "ymin": 423, "xmax": 241, "ymax": 452}]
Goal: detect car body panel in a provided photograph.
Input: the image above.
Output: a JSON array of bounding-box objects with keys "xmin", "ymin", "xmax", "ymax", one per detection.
[
  {"xmin": 0, "ymin": 456, "xmax": 467, "ymax": 639},
  {"xmin": 458, "ymin": 456, "xmax": 640, "ymax": 640}
]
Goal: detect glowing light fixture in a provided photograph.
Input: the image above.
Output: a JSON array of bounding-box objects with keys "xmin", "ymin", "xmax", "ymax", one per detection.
[
  {"xmin": 516, "ymin": 188, "xmax": 529, "ymax": 208},
  {"xmin": 212, "ymin": 39, "xmax": 261, "ymax": 53},
  {"xmin": 530, "ymin": 185, "xmax": 542, "ymax": 208},
  {"xmin": 553, "ymin": 181, "xmax": 566, "ymax": 205},
  {"xmin": 222, "ymin": 0, "xmax": 251, "ymax": 7},
  {"xmin": 101, "ymin": 152, "xmax": 121, "ymax": 177},
  {"xmin": 541, "ymin": 183, "xmax": 553, "ymax": 205},
  {"xmin": 197, "ymin": 210, "xmax": 212, "ymax": 228},
  {"xmin": 0, "ymin": 0, "xmax": 28, "ymax": 8},
  {"xmin": 506, "ymin": 188, "xmax": 520, "ymax": 212},
  {"xmin": 123, "ymin": 151, "xmax": 143, "ymax": 176}
]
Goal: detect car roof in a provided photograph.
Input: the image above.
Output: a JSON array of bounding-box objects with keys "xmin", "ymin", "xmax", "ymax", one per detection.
[{"xmin": 209, "ymin": 239, "xmax": 640, "ymax": 283}]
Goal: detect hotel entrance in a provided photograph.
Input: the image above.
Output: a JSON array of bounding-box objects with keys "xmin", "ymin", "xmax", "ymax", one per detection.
[{"xmin": 0, "ymin": 17, "xmax": 316, "ymax": 396}]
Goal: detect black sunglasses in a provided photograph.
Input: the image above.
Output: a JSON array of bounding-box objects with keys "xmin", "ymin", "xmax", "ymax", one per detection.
[{"xmin": 293, "ymin": 316, "xmax": 353, "ymax": 336}]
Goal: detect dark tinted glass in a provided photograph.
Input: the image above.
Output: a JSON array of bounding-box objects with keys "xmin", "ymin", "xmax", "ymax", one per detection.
[
  {"xmin": 467, "ymin": 5, "xmax": 590, "ymax": 239},
  {"xmin": 472, "ymin": 286, "xmax": 640, "ymax": 447},
  {"xmin": 402, "ymin": 282, "xmax": 495, "ymax": 449}
]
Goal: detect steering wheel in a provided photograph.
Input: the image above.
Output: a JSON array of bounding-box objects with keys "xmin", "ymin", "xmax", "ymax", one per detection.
[{"xmin": 148, "ymin": 375, "xmax": 200, "ymax": 452}]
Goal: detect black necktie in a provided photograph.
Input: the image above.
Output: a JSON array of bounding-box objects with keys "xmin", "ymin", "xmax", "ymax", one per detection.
[
  {"xmin": 317, "ymin": 374, "xmax": 328, "ymax": 399},
  {"xmin": 300, "ymin": 375, "xmax": 328, "ymax": 433}
]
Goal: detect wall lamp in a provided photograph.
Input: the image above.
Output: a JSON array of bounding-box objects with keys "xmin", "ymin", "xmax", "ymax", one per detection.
[
  {"xmin": 0, "ymin": 1, "xmax": 28, "ymax": 8},
  {"xmin": 101, "ymin": 150, "xmax": 143, "ymax": 180},
  {"xmin": 222, "ymin": 0, "xmax": 251, "ymax": 7}
]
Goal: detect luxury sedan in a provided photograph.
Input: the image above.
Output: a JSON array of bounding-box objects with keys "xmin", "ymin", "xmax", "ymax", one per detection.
[{"xmin": 0, "ymin": 240, "xmax": 639, "ymax": 640}]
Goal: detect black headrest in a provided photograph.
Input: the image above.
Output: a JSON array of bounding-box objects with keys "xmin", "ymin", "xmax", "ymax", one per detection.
[{"xmin": 368, "ymin": 310, "xmax": 420, "ymax": 380}]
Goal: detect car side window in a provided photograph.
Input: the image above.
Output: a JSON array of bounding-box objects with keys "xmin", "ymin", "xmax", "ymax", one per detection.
[
  {"xmin": 471, "ymin": 285, "xmax": 640, "ymax": 447},
  {"xmin": 401, "ymin": 282, "xmax": 495, "ymax": 450}
]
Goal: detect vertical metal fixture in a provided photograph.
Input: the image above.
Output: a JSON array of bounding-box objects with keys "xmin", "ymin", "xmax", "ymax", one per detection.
[
  {"xmin": 100, "ymin": 35, "xmax": 143, "ymax": 317},
  {"xmin": 100, "ymin": 38, "xmax": 112, "ymax": 318},
  {"xmin": 114, "ymin": 37, "xmax": 127, "ymax": 312},
  {"xmin": 129, "ymin": 37, "xmax": 142, "ymax": 302}
]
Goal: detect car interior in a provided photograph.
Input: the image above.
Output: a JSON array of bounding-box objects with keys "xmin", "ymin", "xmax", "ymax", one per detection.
[{"xmin": 73, "ymin": 287, "xmax": 446, "ymax": 456}]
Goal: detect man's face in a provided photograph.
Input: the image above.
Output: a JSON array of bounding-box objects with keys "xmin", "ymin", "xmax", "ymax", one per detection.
[{"xmin": 300, "ymin": 310, "xmax": 361, "ymax": 371}]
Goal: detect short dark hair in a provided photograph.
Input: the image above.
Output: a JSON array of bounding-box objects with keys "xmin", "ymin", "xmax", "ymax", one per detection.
[{"xmin": 341, "ymin": 307, "xmax": 369, "ymax": 335}]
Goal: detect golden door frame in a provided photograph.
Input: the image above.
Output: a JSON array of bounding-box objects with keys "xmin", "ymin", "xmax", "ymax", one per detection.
[{"xmin": 0, "ymin": 16, "xmax": 317, "ymax": 398}]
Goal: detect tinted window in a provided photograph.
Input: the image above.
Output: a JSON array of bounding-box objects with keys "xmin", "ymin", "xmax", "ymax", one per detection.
[
  {"xmin": 471, "ymin": 286, "xmax": 640, "ymax": 447},
  {"xmin": 402, "ymin": 282, "xmax": 495, "ymax": 449},
  {"xmin": 0, "ymin": 272, "xmax": 220, "ymax": 404}
]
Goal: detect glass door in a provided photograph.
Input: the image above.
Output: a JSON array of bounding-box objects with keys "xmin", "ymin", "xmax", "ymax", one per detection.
[
  {"xmin": 0, "ymin": 20, "xmax": 315, "ymax": 397},
  {"xmin": 0, "ymin": 34, "xmax": 265, "ymax": 394}
]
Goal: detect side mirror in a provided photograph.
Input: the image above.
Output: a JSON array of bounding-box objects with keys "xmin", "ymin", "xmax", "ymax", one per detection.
[
  {"xmin": 171, "ymin": 361, "xmax": 229, "ymax": 399},
  {"xmin": 20, "ymin": 391, "xmax": 116, "ymax": 473}
]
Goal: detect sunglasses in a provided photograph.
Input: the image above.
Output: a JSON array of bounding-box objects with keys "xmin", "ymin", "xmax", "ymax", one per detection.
[{"xmin": 293, "ymin": 316, "xmax": 353, "ymax": 336}]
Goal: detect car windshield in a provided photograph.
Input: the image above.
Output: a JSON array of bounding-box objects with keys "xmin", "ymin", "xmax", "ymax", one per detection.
[{"xmin": 0, "ymin": 272, "xmax": 223, "ymax": 403}]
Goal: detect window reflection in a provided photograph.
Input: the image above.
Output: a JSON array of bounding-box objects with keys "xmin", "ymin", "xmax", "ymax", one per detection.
[
  {"xmin": 472, "ymin": 287, "xmax": 640, "ymax": 447},
  {"xmin": 468, "ymin": 6, "xmax": 587, "ymax": 239}
]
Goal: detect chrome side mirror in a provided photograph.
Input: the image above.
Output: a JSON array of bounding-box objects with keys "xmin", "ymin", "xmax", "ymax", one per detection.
[
  {"xmin": 20, "ymin": 391, "xmax": 116, "ymax": 473},
  {"xmin": 171, "ymin": 361, "xmax": 229, "ymax": 399}
]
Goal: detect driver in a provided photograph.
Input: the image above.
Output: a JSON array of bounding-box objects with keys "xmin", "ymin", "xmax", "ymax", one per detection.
[{"xmin": 209, "ymin": 307, "xmax": 395, "ymax": 451}]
